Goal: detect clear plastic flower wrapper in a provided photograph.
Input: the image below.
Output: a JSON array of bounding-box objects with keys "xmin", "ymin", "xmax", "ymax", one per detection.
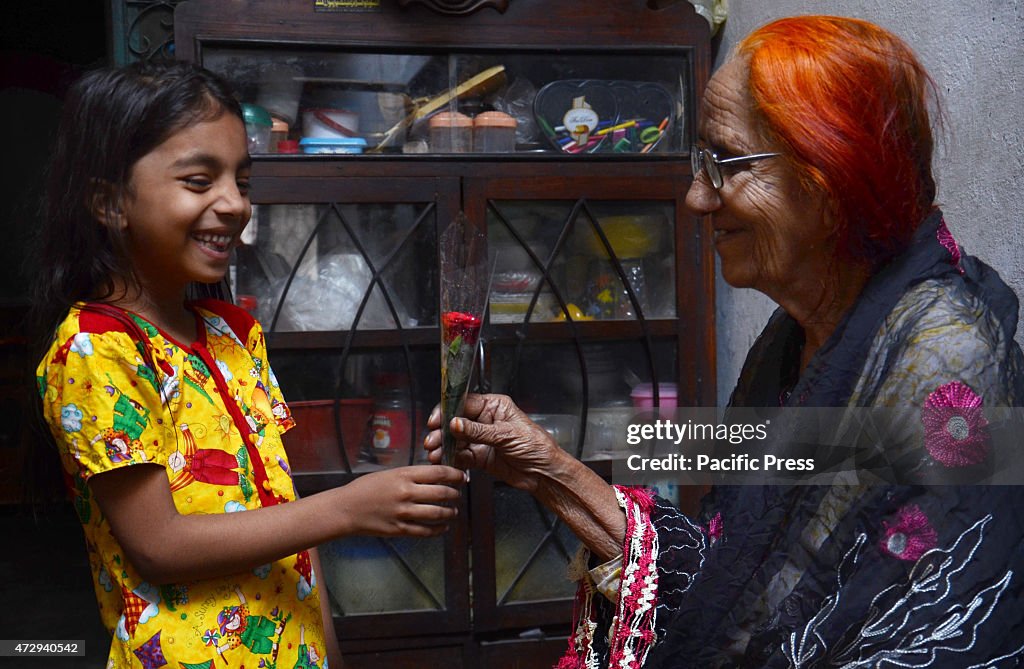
[{"xmin": 439, "ymin": 213, "xmax": 491, "ymax": 466}]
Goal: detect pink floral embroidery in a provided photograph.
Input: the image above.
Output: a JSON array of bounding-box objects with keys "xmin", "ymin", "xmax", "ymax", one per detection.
[
  {"xmin": 879, "ymin": 504, "xmax": 937, "ymax": 561},
  {"xmin": 936, "ymin": 218, "xmax": 964, "ymax": 274},
  {"xmin": 921, "ymin": 381, "xmax": 989, "ymax": 467},
  {"xmin": 706, "ymin": 512, "xmax": 723, "ymax": 546}
]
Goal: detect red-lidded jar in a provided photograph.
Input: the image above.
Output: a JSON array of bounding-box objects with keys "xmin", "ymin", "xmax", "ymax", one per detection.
[
  {"xmin": 428, "ymin": 111, "xmax": 473, "ymax": 153},
  {"xmin": 473, "ymin": 111, "xmax": 517, "ymax": 152}
]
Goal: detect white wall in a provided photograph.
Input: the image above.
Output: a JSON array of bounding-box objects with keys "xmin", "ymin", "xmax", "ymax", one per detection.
[{"xmin": 713, "ymin": 1, "xmax": 1024, "ymax": 405}]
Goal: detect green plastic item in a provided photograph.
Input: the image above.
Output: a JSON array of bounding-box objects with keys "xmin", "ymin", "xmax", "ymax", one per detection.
[{"xmin": 241, "ymin": 103, "xmax": 272, "ymax": 127}]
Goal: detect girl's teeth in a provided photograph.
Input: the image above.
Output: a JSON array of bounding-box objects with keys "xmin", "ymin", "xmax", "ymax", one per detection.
[
  {"xmin": 195, "ymin": 234, "xmax": 230, "ymax": 243},
  {"xmin": 194, "ymin": 233, "xmax": 232, "ymax": 250}
]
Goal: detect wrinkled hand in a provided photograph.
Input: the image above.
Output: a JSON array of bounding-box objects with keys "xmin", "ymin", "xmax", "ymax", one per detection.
[
  {"xmin": 424, "ymin": 393, "xmax": 561, "ymax": 492},
  {"xmin": 341, "ymin": 465, "xmax": 464, "ymax": 537}
]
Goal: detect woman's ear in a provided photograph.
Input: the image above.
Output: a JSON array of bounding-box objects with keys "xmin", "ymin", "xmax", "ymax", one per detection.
[{"xmin": 88, "ymin": 180, "xmax": 127, "ymax": 230}]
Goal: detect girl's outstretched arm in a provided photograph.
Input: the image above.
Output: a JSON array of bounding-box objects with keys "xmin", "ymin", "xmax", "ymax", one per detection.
[{"xmin": 89, "ymin": 462, "xmax": 465, "ymax": 585}]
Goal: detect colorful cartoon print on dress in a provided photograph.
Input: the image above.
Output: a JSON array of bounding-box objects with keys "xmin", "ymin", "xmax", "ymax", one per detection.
[
  {"xmin": 37, "ymin": 302, "xmax": 323, "ymax": 668},
  {"xmin": 294, "ymin": 549, "xmax": 314, "ymax": 600},
  {"xmin": 293, "ymin": 624, "xmax": 324, "ymax": 669},
  {"xmin": 97, "ymin": 393, "xmax": 151, "ymax": 464},
  {"xmin": 167, "ymin": 422, "xmax": 246, "ymax": 491},
  {"xmin": 184, "ymin": 352, "xmax": 217, "ymax": 406},
  {"xmin": 205, "ymin": 587, "xmax": 292, "ymax": 667},
  {"xmin": 159, "ymin": 583, "xmax": 189, "ymax": 611},
  {"xmin": 920, "ymin": 380, "xmax": 989, "ymax": 467},
  {"xmin": 243, "ymin": 380, "xmax": 275, "ymax": 446},
  {"xmin": 132, "ymin": 630, "xmax": 168, "ymax": 669},
  {"xmin": 117, "ymin": 582, "xmax": 161, "ymax": 639}
]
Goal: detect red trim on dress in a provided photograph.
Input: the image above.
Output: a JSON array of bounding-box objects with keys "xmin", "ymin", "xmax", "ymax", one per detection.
[
  {"xmin": 191, "ymin": 298, "xmax": 257, "ymax": 345},
  {"xmin": 76, "ymin": 301, "xmax": 282, "ymax": 508}
]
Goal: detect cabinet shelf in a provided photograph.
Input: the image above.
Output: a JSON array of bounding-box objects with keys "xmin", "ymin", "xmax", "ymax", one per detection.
[
  {"xmin": 264, "ymin": 319, "xmax": 682, "ymax": 350},
  {"xmin": 487, "ymin": 319, "xmax": 681, "ymax": 342},
  {"xmin": 266, "ymin": 327, "xmax": 438, "ymax": 350}
]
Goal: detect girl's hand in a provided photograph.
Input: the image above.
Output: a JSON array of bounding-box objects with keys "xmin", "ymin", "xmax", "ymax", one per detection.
[
  {"xmin": 340, "ymin": 465, "xmax": 465, "ymax": 537},
  {"xmin": 424, "ymin": 393, "xmax": 561, "ymax": 493}
]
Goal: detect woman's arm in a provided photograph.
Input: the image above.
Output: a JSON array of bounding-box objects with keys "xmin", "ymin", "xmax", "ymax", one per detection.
[
  {"xmin": 518, "ymin": 445, "xmax": 625, "ymax": 561},
  {"xmin": 89, "ymin": 463, "xmax": 465, "ymax": 585},
  {"xmin": 426, "ymin": 394, "xmax": 625, "ymax": 560}
]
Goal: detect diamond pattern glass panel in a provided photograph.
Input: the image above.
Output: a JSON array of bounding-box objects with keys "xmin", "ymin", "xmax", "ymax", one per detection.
[
  {"xmin": 236, "ymin": 203, "xmax": 436, "ymax": 332},
  {"xmin": 321, "ymin": 535, "xmax": 446, "ymax": 615},
  {"xmin": 486, "ymin": 200, "xmax": 675, "ymax": 323},
  {"xmin": 493, "ymin": 486, "xmax": 581, "ymax": 604}
]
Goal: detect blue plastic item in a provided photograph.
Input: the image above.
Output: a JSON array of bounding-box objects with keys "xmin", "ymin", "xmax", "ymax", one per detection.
[{"xmin": 299, "ymin": 137, "xmax": 368, "ymax": 154}]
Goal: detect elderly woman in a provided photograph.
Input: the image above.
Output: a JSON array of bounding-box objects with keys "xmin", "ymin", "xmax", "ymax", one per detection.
[{"xmin": 427, "ymin": 15, "xmax": 1024, "ymax": 668}]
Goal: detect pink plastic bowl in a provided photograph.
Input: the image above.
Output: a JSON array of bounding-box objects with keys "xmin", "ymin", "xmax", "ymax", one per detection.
[{"xmin": 630, "ymin": 382, "xmax": 678, "ymax": 409}]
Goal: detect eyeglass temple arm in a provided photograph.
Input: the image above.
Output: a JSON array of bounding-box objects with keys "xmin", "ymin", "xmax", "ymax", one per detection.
[{"xmin": 715, "ymin": 152, "xmax": 781, "ymax": 166}]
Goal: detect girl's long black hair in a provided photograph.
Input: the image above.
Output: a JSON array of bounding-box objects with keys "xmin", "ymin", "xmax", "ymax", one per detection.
[{"xmin": 25, "ymin": 60, "xmax": 243, "ymax": 504}]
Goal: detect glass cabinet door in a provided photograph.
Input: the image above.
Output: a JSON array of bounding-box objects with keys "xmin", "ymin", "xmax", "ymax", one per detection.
[
  {"xmin": 482, "ymin": 197, "xmax": 679, "ymax": 461},
  {"xmin": 199, "ymin": 46, "xmax": 694, "ymax": 157},
  {"xmin": 485, "ymin": 199, "xmax": 677, "ymax": 326},
  {"xmin": 465, "ymin": 173, "xmax": 705, "ymax": 629},
  {"xmin": 319, "ymin": 534, "xmax": 447, "ymax": 615},
  {"xmin": 238, "ymin": 202, "xmax": 435, "ymax": 332},
  {"xmin": 239, "ymin": 197, "xmax": 443, "ymax": 474}
]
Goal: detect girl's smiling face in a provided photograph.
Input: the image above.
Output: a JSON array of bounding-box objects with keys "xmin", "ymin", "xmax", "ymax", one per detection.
[{"xmin": 117, "ymin": 111, "xmax": 251, "ymax": 301}]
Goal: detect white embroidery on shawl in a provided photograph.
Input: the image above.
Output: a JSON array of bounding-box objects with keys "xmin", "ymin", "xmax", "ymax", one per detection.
[
  {"xmin": 965, "ymin": 641, "xmax": 1024, "ymax": 668},
  {"xmin": 654, "ymin": 507, "xmax": 707, "ymax": 600},
  {"xmin": 784, "ymin": 515, "xmax": 1016, "ymax": 667},
  {"xmin": 785, "ymin": 534, "xmax": 868, "ymax": 667}
]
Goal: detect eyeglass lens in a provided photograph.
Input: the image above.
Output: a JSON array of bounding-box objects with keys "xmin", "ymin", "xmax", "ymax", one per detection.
[{"xmin": 690, "ymin": 146, "xmax": 722, "ymax": 189}]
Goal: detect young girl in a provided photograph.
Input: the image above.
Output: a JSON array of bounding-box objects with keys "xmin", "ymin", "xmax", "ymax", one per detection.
[{"xmin": 31, "ymin": 61, "xmax": 464, "ymax": 669}]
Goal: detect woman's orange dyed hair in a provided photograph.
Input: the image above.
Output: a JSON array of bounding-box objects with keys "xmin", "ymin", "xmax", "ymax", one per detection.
[{"xmin": 738, "ymin": 16, "xmax": 940, "ymax": 266}]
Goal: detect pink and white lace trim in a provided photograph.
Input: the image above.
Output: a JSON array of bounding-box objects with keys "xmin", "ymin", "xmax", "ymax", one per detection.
[{"xmin": 558, "ymin": 486, "xmax": 659, "ymax": 669}]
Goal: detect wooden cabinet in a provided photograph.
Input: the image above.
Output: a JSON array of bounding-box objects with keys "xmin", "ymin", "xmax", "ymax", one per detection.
[{"xmin": 175, "ymin": 1, "xmax": 712, "ymax": 664}]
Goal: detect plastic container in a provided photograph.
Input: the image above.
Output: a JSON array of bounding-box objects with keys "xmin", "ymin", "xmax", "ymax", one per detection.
[
  {"xmin": 256, "ymin": 64, "xmax": 303, "ymax": 125},
  {"xmin": 299, "ymin": 137, "xmax": 368, "ymax": 155},
  {"xmin": 270, "ymin": 117, "xmax": 289, "ymax": 152},
  {"xmin": 302, "ymin": 108, "xmax": 359, "ymax": 138},
  {"xmin": 277, "ymin": 139, "xmax": 300, "ymax": 154},
  {"xmin": 528, "ymin": 414, "xmax": 579, "ymax": 453},
  {"xmin": 631, "ymin": 382, "xmax": 678, "ymax": 412},
  {"xmin": 489, "ymin": 290, "xmax": 556, "ymax": 323},
  {"xmin": 236, "ymin": 294, "xmax": 258, "ymax": 315},
  {"xmin": 241, "ymin": 103, "xmax": 273, "ymax": 154},
  {"xmin": 287, "ymin": 399, "xmax": 374, "ymax": 472},
  {"xmin": 473, "ymin": 111, "xmax": 517, "ymax": 152},
  {"xmin": 428, "ymin": 111, "xmax": 473, "ymax": 153},
  {"xmin": 583, "ymin": 405, "xmax": 633, "ymax": 460},
  {"xmin": 367, "ymin": 374, "xmax": 414, "ymax": 467}
]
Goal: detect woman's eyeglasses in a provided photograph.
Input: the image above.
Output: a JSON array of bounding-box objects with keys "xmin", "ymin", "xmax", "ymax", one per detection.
[{"xmin": 690, "ymin": 144, "xmax": 780, "ymax": 190}]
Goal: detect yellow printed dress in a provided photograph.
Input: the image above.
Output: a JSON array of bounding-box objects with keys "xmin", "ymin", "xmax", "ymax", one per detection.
[{"xmin": 36, "ymin": 300, "xmax": 329, "ymax": 669}]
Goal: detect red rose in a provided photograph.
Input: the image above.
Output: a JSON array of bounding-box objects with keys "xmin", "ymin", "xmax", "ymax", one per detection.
[{"xmin": 442, "ymin": 311, "xmax": 482, "ymax": 347}]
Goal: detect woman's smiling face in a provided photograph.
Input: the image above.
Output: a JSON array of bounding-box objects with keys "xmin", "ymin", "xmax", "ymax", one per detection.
[{"xmin": 685, "ymin": 57, "xmax": 833, "ymax": 299}]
